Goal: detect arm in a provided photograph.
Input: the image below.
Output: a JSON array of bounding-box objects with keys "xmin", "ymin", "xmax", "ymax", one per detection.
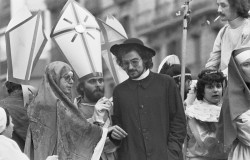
[
  {"xmin": 167, "ymin": 78, "xmax": 187, "ymax": 159},
  {"xmin": 234, "ymin": 110, "xmax": 250, "ymax": 146},
  {"xmin": 205, "ymin": 26, "xmax": 227, "ymax": 70},
  {"xmin": 109, "ymin": 88, "xmax": 127, "ymax": 145}
]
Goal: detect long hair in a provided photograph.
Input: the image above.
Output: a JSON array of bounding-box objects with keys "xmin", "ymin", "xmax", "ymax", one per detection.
[
  {"xmin": 228, "ymin": 0, "xmax": 250, "ymax": 18},
  {"xmin": 196, "ymin": 69, "xmax": 226, "ymax": 100},
  {"xmin": 116, "ymin": 45, "xmax": 153, "ymax": 70}
]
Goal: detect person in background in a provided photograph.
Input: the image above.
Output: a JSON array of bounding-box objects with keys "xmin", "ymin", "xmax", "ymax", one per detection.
[
  {"xmin": 109, "ymin": 38, "xmax": 186, "ymax": 160},
  {"xmin": 205, "ymin": 0, "xmax": 250, "ymax": 74},
  {"xmin": 75, "ymin": 75, "xmax": 117, "ymax": 160},
  {"xmin": 0, "ymin": 107, "xmax": 30, "ymax": 160},
  {"xmin": 0, "ymin": 81, "xmax": 32, "ymax": 151},
  {"xmin": 185, "ymin": 69, "xmax": 227, "ymax": 160},
  {"xmin": 157, "ymin": 54, "xmax": 180, "ymax": 73},
  {"xmin": 217, "ymin": 47, "xmax": 250, "ymax": 160},
  {"xmin": 0, "ymin": 107, "xmax": 59, "ymax": 160},
  {"xmin": 159, "ymin": 63, "xmax": 192, "ymax": 100},
  {"xmin": 25, "ymin": 61, "xmax": 105, "ymax": 160}
]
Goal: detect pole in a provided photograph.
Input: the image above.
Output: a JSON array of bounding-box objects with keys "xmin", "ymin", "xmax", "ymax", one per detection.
[
  {"xmin": 181, "ymin": 1, "xmax": 191, "ymax": 160},
  {"xmin": 180, "ymin": 0, "xmax": 191, "ymax": 104}
]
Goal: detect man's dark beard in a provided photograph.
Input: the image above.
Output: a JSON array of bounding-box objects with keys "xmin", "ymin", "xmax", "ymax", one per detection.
[{"xmin": 84, "ymin": 87, "xmax": 104, "ymax": 102}]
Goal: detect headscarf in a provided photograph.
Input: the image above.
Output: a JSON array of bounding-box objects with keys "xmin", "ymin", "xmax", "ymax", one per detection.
[
  {"xmin": 0, "ymin": 107, "xmax": 7, "ymax": 133},
  {"xmin": 25, "ymin": 61, "xmax": 102, "ymax": 160},
  {"xmin": 217, "ymin": 48, "xmax": 250, "ymax": 149}
]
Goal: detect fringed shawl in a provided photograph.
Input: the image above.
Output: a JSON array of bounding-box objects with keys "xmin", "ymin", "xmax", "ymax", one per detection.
[{"xmin": 25, "ymin": 61, "xmax": 102, "ymax": 160}]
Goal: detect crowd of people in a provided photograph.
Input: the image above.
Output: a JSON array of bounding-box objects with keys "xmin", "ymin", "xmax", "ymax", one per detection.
[{"xmin": 0, "ymin": 0, "xmax": 250, "ymax": 160}]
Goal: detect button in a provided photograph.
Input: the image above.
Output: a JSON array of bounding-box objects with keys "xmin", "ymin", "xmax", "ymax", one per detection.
[{"xmin": 140, "ymin": 105, "xmax": 144, "ymax": 109}]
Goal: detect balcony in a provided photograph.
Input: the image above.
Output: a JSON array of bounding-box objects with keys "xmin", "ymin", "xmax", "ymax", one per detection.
[{"xmin": 135, "ymin": 0, "xmax": 217, "ymax": 36}]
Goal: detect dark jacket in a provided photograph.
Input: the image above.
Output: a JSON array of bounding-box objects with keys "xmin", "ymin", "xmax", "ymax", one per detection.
[
  {"xmin": 112, "ymin": 72, "xmax": 186, "ymax": 160},
  {"xmin": 0, "ymin": 93, "xmax": 29, "ymax": 152}
]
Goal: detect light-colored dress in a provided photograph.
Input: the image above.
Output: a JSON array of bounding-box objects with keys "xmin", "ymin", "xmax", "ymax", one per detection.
[
  {"xmin": 185, "ymin": 99, "xmax": 227, "ymax": 160},
  {"xmin": 228, "ymin": 109, "xmax": 250, "ymax": 160},
  {"xmin": 0, "ymin": 135, "xmax": 29, "ymax": 160}
]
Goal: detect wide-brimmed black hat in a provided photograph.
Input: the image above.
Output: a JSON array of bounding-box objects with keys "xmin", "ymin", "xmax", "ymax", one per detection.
[{"xmin": 110, "ymin": 38, "xmax": 156, "ymax": 57}]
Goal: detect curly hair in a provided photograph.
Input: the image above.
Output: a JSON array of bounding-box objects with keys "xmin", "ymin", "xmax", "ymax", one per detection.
[
  {"xmin": 115, "ymin": 45, "xmax": 153, "ymax": 69},
  {"xmin": 196, "ymin": 69, "xmax": 226, "ymax": 100},
  {"xmin": 228, "ymin": 0, "xmax": 250, "ymax": 18}
]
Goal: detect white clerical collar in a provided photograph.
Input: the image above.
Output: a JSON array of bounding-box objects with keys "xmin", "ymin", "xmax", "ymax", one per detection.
[
  {"xmin": 132, "ymin": 69, "xmax": 150, "ymax": 81},
  {"xmin": 228, "ymin": 17, "xmax": 245, "ymax": 29}
]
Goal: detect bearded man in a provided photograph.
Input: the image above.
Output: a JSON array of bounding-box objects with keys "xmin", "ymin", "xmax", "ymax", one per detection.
[{"xmin": 74, "ymin": 75, "xmax": 117, "ymax": 160}]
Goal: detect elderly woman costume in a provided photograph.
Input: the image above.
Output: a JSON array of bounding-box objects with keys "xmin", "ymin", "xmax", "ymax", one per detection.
[{"xmin": 24, "ymin": 61, "xmax": 103, "ymax": 160}]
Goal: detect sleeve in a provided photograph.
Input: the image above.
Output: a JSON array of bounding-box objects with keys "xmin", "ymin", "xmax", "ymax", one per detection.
[
  {"xmin": 205, "ymin": 26, "xmax": 227, "ymax": 70},
  {"xmin": 241, "ymin": 19, "xmax": 250, "ymax": 46},
  {"xmin": 103, "ymin": 137, "xmax": 118, "ymax": 153},
  {"xmin": 167, "ymin": 78, "xmax": 187, "ymax": 160},
  {"xmin": 112, "ymin": 87, "xmax": 121, "ymax": 127},
  {"xmin": 188, "ymin": 118, "xmax": 218, "ymax": 148},
  {"xmin": 235, "ymin": 109, "xmax": 250, "ymax": 146},
  {"xmin": 109, "ymin": 87, "xmax": 122, "ymax": 146}
]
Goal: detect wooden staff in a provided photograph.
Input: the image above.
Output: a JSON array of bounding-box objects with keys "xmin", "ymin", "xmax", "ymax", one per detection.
[
  {"xmin": 181, "ymin": 1, "xmax": 191, "ymax": 160},
  {"xmin": 180, "ymin": 0, "xmax": 191, "ymax": 104}
]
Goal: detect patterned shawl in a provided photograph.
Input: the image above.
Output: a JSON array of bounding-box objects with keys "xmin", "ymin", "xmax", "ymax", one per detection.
[{"xmin": 24, "ymin": 61, "xmax": 102, "ymax": 160}]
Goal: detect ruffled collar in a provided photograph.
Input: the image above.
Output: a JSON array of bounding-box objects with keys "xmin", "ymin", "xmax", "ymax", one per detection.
[{"xmin": 185, "ymin": 99, "xmax": 222, "ymax": 122}]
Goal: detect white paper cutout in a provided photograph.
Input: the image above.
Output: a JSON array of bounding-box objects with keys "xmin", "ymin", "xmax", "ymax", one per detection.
[
  {"xmin": 97, "ymin": 15, "xmax": 128, "ymax": 85},
  {"xmin": 50, "ymin": 0, "xmax": 102, "ymax": 79},
  {"xmin": 5, "ymin": 7, "xmax": 47, "ymax": 84}
]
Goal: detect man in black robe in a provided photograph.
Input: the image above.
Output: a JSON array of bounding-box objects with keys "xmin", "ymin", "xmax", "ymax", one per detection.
[{"xmin": 109, "ymin": 38, "xmax": 187, "ymax": 160}]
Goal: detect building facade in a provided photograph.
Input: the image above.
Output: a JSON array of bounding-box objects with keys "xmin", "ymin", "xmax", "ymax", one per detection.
[
  {"xmin": 84, "ymin": 0, "xmax": 224, "ymax": 77},
  {"xmin": 0, "ymin": 0, "xmax": 223, "ymax": 98}
]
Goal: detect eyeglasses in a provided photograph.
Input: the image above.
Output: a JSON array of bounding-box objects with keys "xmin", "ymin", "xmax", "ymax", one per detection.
[
  {"xmin": 121, "ymin": 58, "xmax": 142, "ymax": 69},
  {"xmin": 63, "ymin": 75, "xmax": 75, "ymax": 83}
]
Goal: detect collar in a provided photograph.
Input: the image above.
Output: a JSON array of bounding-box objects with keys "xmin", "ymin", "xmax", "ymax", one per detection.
[
  {"xmin": 127, "ymin": 71, "xmax": 154, "ymax": 89},
  {"xmin": 132, "ymin": 69, "xmax": 150, "ymax": 80},
  {"xmin": 74, "ymin": 96, "xmax": 95, "ymax": 107},
  {"xmin": 228, "ymin": 17, "xmax": 245, "ymax": 29}
]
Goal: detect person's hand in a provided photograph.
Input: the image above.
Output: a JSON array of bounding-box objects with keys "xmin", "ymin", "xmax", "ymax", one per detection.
[
  {"xmin": 92, "ymin": 97, "xmax": 112, "ymax": 124},
  {"xmin": 46, "ymin": 155, "xmax": 58, "ymax": 160},
  {"xmin": 109, "ymin": 125, "xmax": 128, "ymax": 140},
  {"xmin": 95, "ymin": 97, "xmax": 112, "ymax": 112}
]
